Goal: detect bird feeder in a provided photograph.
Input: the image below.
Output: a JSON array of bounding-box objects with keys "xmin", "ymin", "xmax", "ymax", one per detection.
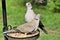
[
  {"xmin": 4, "ymin": 30, "xmax": 40, "ymax": 40},
  {"xmin": 2, "ymin": 0, "xmax": 40, "ymax": 40}
]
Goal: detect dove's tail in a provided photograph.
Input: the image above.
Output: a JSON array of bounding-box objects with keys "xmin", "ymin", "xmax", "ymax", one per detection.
[
  {"xmin": 39, "ymin": 21, "xmax": 48, "ymax": 34},
  {"xmin": 3, "ymin": 29, "xmax": 16, "ymax": 34},
  {"xmin": 42, "ymin": 27, "xmax": 48, "ymax": 34}
]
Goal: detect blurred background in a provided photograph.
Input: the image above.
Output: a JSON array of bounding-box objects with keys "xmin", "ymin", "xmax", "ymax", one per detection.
[{"xmin": 0, "ymin": 0, "xmax": 60, "ymax": 40}]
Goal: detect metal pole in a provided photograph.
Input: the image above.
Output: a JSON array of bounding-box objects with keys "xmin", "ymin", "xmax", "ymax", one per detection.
[
  {"xmin": 2, "ymin": 0, "xmax": 8, "ymax": 32},
  {"xmin": 2, "ymin": 0, "xmax": 8, "ymax": 40}
]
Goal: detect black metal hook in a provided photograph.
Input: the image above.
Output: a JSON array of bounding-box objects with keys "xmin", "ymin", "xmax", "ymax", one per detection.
[{"xmin": 7, "ymin": 25, "xmax": 12, "ymax": 30}]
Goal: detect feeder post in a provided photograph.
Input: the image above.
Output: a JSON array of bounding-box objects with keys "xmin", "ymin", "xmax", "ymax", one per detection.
[
  {"xmin": 2, "ymin": 0, "xmax": 8, "ymax": 32},
  {"xmin": 2, "ymin": 0, "xmax": 8, "ymax": 40}
]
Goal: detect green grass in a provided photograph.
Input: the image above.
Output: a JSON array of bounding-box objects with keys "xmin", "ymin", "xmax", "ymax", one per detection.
[
  {"xmin": 0, "ymin": 0, "xmax": 60, "ymax": 40},
  {"xmin": 38, "ymin": 32, "xmax": 60, "ymax": 40}
]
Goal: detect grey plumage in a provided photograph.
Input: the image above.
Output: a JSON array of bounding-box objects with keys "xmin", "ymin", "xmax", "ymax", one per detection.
[
  {"xmin": 25, "ymin": 2, "xmax": 48, "ymax": 34},
  {"xmin": 3, "ymin": 14, "xmax": 41, "ymax": 34},
  {"xmin": 25, "ymin": 2, "xmax": 36, "ymax": 22},
  {"xmin": 16, "ymin": 14, "xmax": 40, "ymax": 34}
]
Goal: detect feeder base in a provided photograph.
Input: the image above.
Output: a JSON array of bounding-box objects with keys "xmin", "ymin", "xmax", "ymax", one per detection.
[{"xmin": 5, "ymin": 30, "xmax": 40, "ymax": 40}]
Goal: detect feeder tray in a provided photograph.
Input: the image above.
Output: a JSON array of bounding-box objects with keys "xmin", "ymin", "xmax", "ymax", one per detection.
[{"xmin": 4, "ymin": 30, "xmax": 40, "ymax": 40}]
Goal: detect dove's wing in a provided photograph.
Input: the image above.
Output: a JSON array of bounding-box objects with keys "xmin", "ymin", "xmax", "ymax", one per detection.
[{"xmin": 16, "ymin": 23, "xmax": 35, "ymax": 33}]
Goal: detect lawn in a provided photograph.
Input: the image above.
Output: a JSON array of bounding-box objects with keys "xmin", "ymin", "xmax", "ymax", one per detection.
[{"xmin": 0, "ymin": 0, "xmax": 60, "ymax": 40}]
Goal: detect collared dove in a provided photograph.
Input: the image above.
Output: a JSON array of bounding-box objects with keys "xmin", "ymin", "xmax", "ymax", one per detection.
[
  {"xmin": 4, "ymin": 14, "xmax": 40, "ymax": 35},
  {"xmin": 25, "ymin": 2, "xmax": 48, "ymax": 34},
  {"xmin": 25, "ymin": 2, "xmax": 36, "ymax": 22}
]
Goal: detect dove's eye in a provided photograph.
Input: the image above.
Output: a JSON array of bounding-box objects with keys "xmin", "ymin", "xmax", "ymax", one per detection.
[
  {"xmin": 35, "ymin": 19, "xmax": 38, "ymax": 20},
  {"xmin": 28, "ymin": 4, "xmax": 30, "ymax": 5},
  {"xmin": 34, "ymin": 18, "xmax": 38, "ymax": 20}
]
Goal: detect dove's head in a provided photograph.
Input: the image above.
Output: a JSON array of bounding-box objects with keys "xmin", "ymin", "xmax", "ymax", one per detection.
[
  {"xmin": 26, "ymin": 2, "xmax": 32, "ymax": 9},
  {"xmin": 32, "ymin": 14, "xmax": 41, "ymax": 31},
  {"xmin": 35, "ymin": 14, "xmax": 41, "ymax": 20},
  {"xmin": 31, "ymin": 14, "xmax": 41, "ymax": 23}
]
